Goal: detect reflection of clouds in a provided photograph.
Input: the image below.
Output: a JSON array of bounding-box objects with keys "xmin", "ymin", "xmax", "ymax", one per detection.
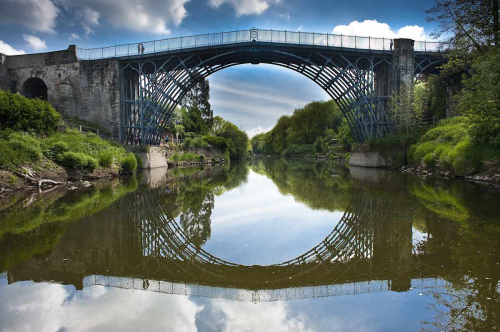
[
  {"xmin": 205, "ymin": 170, "xmax": 343, "ymax": 265},
  {"xmin": 0, "ymin": 281, "xmax": 202, "ymax": 332},
  {"xmin": 211, "ymin": 299, "xmax": 314, "ymax": 332}
]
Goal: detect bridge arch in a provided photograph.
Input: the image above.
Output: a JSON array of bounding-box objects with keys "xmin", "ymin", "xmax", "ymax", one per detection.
[
  {"xmin": 121, "ymin": 45, "xmax": 395, "ymax": 144},
  {"xmin": 22, "ymin": 77, "xmax": 48, "ymax": 101}
]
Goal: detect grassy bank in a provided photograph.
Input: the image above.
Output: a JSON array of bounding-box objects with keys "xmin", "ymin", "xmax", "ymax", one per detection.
[
  {"xmin": 0, "ymin": 91, "xmax": 137, "ymax": 189},
  {"xmin": 365, "ymin": 117, "xmax": 500, "ymax": 178}
]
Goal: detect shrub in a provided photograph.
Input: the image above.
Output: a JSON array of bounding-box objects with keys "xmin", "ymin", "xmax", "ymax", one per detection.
[
  {"xmin": 0, "ymin": 90, "xmax": 61, "ymax": 135},
  {"xmin": 282, "ymin": 144, "xmax": 315, "ymax": 156},
  {"xmin": 134, "ymin": 153, "xmax": 143, "ymax": 169},
  {"xmin": 199, "ymin": 154, "xmax": 205, "ymax": 162},
  {"xmin": 121, "ymin": 153, "xmax": 137, "ymax": 172},
  {"xmin": 57, "ymin": 152, "xmax": 97, "ymax": 172},
  {"xmin": 98, "ymin": 151, "xmax": 114, "ymax": 168},
  {"xmin": 172, "ymin": 153, "xmax": 180, "ymax": 162},
  {"xmin": 203, "ymin": 135, "xmax": 227, "ymax": 150},
  {"xmin": 44, "ymin": 141, "xmax": 69, "ymax": 159}
]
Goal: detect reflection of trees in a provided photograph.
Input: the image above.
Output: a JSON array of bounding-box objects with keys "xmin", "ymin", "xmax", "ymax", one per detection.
[
  {"xmin": 180, "ymin": 192, "xmax": 214, "ymax": 247},
  {"xmin": 0, "ymin": 222, "xmax": 64, "ymax": 272},
  {"xmin": 0, "ymin": 177, "xmax": 138, "ymax": 238},
  {"xmin": 409, "ymin": 179, "xmax": 500, "ymax": 331},
  {"xmin": 168, "ymin": 163, "xmax": 250, "ymax": 246},
  {"xmin": 251, "ymin": 158, "xmax": 352, "ymax": 212}
]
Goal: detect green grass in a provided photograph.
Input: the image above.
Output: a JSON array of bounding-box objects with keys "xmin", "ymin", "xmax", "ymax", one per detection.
[{"xmin": 408, "ymin": 117, "xmax": 500, "ymax": 175}]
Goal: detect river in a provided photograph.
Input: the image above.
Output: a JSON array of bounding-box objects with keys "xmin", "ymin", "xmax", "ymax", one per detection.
[{"xmin": 0, "ymin": 158, "xmax": 499, "ymax": 331}]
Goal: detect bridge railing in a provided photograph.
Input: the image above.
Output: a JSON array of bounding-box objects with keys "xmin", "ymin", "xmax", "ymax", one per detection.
[{"xmin": 76, "ymin": 28, "xmax": 444, "ymax": 60}]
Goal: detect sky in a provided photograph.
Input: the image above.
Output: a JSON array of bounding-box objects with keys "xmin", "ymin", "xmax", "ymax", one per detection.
[{"xmin": 0, "ymin": 0, "xmax": 438, "ymax": 136}]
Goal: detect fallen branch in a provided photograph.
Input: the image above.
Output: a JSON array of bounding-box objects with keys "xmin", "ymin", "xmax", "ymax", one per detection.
[
  {"xmin": 11, "ymin": 170, "xmax": 63, "ymax": 188},
  {"xmin": 38, "ymin": 179, "xmax": 63, "ymax": 187}
]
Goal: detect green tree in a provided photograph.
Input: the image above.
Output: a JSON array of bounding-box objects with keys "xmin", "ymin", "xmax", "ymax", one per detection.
[
  {"xmin": 221, "ymin": 121, "xmax": 249, "ymax": 160},
  {"xmin": 459, "ymin": 48, "xmax": 500, "ymax": 146},
  {"xmin": 181, "ymin": 79, "xmax": 213, "ymax": 131}
]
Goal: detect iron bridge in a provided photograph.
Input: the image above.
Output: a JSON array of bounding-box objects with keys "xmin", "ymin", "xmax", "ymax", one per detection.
[{"xmin": 77, "ymin": 28, "xmax": 446, "ymax": 144}]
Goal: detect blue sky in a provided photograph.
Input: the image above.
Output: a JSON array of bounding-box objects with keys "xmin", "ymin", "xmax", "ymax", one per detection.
[{"xmin": 0, "ymin": 0, "xmax": 437, "ymax": 135}]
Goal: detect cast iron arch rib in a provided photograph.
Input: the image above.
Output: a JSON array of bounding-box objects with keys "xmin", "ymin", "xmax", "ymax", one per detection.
[{"xmin": 120, "ymin": 46, "xmax": 395, "ymax": 144}]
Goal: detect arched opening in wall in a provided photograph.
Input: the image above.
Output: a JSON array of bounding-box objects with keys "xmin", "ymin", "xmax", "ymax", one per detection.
[{"xmin": 23, "ymin": 77, "xmax": 48, "ymax": 101}]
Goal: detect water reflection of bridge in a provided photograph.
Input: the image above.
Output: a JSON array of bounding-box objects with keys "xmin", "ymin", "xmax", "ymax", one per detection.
[{"xmin": 7, "ymin": 184, "xmax": 445, "ymax": 301}]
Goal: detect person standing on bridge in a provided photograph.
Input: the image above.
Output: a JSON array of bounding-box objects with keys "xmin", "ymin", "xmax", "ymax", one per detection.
[{"xmin": 390, "ymin": 39, "xmax": 394, "ymax": 51}]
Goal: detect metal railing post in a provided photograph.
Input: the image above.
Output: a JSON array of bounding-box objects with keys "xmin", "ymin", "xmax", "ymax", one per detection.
[
  {"xmin": 285, "ymin": 30, "xmax": 286, "ymax": 43},
  {"xmin": 383, "ymin": 37, "xmax": 385, "ymax": 50},
  {"xmin": 102, "ymin": 47, "xmax": 103, "ymax": 59},
  {"xmin": 154, "ymin": 40, "xmax": 156, "ymax": 53}
]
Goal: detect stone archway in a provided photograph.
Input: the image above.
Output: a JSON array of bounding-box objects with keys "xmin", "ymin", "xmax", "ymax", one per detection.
[{"xmin": 23, "ymin": 77, "xmax": 48, "ymax": 101}]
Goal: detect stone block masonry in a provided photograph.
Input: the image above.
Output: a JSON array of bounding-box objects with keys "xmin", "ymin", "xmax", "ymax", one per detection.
[{"xmin": 0, "ymin": 46, "xmax": 121, "ymax": 139}]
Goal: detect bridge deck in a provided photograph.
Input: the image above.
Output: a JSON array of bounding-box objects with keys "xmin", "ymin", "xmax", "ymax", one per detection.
[{"xmin": 77, "ymin": 28, "xmax": 443, "ymax": 60}]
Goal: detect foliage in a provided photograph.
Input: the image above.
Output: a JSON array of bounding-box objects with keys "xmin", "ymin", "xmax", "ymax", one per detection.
[
  {"xmin": 134, "ymin": 153, "xmax": 143, "ymax": 169},
  {"xmin": 120, "ymin": 152, "xmax": 138, "ymax": 172},
  {"xmin": 98, "ymin": 151, "xmax": 114, "ymax": 167},
  {"xmin": 57, "ymin": 151, "xmax": 98, "ymax": 172},
  {"xmin": 43, "ymin": 129, "xmax": 128, "ymax": 162},
  {"xmin": 390, "ymin": 85, "xmax": 425, "ymax": 133},
  {"xmin": 202, "ymin": 135, "xmax": 228, "ymax": 150},
  {"xmin": 0, "ymin": 90, "xmax": 61, "ymax": 135},
  {"xmin": 252, "ymin": 100, "xmax": 348, "ymax": 155},
  {"xmin": 282, "ymin": 144, "xmax": 315, "ymax": 156},
  {"xmin": 220, "ymin": 121, "xmax": 249, "ymax": 160},
  {"xmin": 459, "ymin": 48, "xmax": 500, "ymax": 147},
  {"xmin": 0, "ymin": 132, "xmax": 42, "ymax": 168},
  {"xmin": 180, "ymin": 78, "xmax": 213, "ymax": 130},
  {"xmin": 408, "ymin": 117, "xmax": 500, "ymax": 175}
]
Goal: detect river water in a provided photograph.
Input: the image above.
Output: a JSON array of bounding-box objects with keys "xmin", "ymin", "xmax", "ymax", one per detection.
[{"xmin": 0, "ymin": 158, "xmax": 499, "ymax": 331}]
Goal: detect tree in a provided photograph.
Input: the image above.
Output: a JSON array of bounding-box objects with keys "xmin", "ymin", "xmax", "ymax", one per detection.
[
  {"xmin": 459, "ymin": 48, "xmax": 500, "ymax": 146},
  {"xmin": 212, "ymin": 116, "xmax": 226, "ymax": 136},
  {"xmin": 425, "ymin": 0, "xmax": 500, "ymax": 76},
  {"xmin": 221, "ymin": 121, "xmax": 249, "ymax": 160},
  {"xmin": 181, "ymin": 78, "xmax": 213, "ymax": 130}
]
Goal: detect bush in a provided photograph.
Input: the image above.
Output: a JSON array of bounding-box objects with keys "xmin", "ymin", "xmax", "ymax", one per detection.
[
  {"xmin": 57, "ymin": 152, "xmax": 97, "ymax": 172},
  {"xmin": 199, "ymin": 154, "xmax": 205, "ymax": 162},
  {"xmin": 121, "ymin": 153, "xmax": 137, "ymax": 172},
  {"xmin": 0, "ymin": 90, "xmax": 61, "ymax": 135},
  {"xmin": 134, "ymin": 153, "xmax": 143, "ymax": 169},
  {"xmin": 44, "ymin": 141, "xmax": 69, "ymax": 159},
  {"xmin": 172, "ymin": 153, "xmax": 180, "ymax": 162},
  {"xmin": 203, "ymin": 135, "xmax": 228, "ymax": 150},
  {"xmin": 98, "ymin": 151, "xmax": 114, "ymax": 168},
  {"xmin": 282, "ymin": 144, "xmax": 315, "ymax": 156},
  {"xmin": 0, "ymin": 132, "xmax": 43, "ymax": 168},
  {"xmin": 408, "ymin": 117, "xmax": 500, "ymax": 175}
]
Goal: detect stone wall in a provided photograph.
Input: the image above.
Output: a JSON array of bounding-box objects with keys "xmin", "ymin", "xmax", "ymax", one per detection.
[{"xmin": 2, "ymin": 47, "xmax": 121, "ymax": 139}]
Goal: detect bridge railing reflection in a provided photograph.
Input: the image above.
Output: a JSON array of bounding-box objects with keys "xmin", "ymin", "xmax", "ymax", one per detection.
[
  {"xmin": 83, "ymin": 274, "xmax": 450, "ymax": 302},
  {"xmin": 77, "ymin": 28, "xmax": 444, "ymax": 60}
]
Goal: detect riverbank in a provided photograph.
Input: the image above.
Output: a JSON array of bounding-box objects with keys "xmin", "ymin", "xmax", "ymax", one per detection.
[{"xmin": 350, "ymin": 117, "xmax": 500, "ymax": 185}]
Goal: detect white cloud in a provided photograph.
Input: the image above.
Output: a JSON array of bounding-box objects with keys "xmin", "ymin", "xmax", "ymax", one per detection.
[
  {"xmin": 23, "ymin": 35, "xmax": 47, "ymax": 51},
  {"xmin": 209, "ymin": 0, "xmax": 278, "ymax": 16},
  {"xmin": 0, "ymin": 0, "xmax": 190, "ymax": 36},
  {"xmin": 0, "ymin": 40, "xmax": 26, "ymax": 55},
  {"xmin": 278, "ymin": 13, "xmax": 290, "ymax": 20},
  {"xmin": 0, "ymin": 0, "xmax": 59, "ymax": 33},
  {"xmin": 0, "ymin": 282, "xmax": 202, "ymax": 331},
  {"xmin": 332, "ymin": 20, "xmax": 427, "ymax": 40},
  {"xmin": 246, "ymin": 125, "xmax": 272, "ymax": 138},
  {"xmin": 69, "ymin": 33, "xmax": 80, "ymax": 40},
  {"xmin": 212, "ymin": 299, "xmax": 314, "ymax": 332}
]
